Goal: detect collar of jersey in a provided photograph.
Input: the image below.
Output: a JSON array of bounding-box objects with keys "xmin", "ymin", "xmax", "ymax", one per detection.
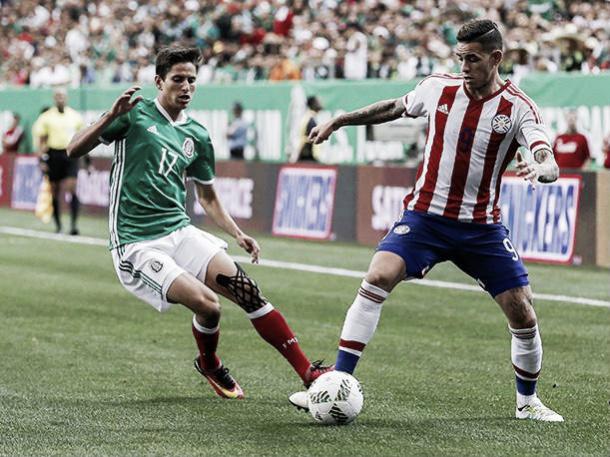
[{"xmin": 154, "ymin": 98, "xmax": 189, "ymax": 126}]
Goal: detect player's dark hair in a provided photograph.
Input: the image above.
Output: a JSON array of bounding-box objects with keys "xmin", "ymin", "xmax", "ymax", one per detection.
[
  {"xmin": 457, "ymin": 19, "xmax": 503, "ymax": 52},
  {"xmin": 155, "ymin": 47, "xmax": 201, "ymax": 79}
]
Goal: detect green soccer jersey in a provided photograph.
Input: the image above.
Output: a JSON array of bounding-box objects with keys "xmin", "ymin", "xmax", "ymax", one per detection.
[{"xmin": 100, "ymin": 98, "xmax": 215, "ymax": 250}]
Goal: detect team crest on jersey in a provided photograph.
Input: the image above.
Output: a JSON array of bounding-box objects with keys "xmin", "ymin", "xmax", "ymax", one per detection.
[
  {"xmin": 182, "ymin": 138, "xmax": 195, "ymax": 158},
  {"xmin": 491, "ymin": 114, "xmax": 512, "ymax": 134},
  {"xmin": 150, "ymin": 260, "xmax": 163, "ymax": 273},
  {"xmin": 393, "ymin": 224, "xmax": 410, "ymax": 235}
]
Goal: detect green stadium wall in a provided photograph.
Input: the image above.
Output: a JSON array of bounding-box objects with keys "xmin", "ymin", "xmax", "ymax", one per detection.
[{"xmin": 1, "ymin": 72, "xmax": 610, "ymax": 164}]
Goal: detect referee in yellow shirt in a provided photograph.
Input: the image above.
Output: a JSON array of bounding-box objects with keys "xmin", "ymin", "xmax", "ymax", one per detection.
[{"xmin": 36, "ymin": 89, "xmax": 85, "ymax": 235}]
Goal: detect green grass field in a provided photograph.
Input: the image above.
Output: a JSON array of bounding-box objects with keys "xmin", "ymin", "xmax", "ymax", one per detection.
[{"xmin": 1, "ymin": 207, "xmax": 608, "ymax": 457}]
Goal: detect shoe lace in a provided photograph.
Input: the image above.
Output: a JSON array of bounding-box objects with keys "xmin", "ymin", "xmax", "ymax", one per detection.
[{"xmin": 214, "ymin": 366, "xmax": 236, "ymax": 388}]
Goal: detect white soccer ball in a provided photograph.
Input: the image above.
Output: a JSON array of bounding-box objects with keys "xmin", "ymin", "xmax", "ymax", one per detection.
[{"xmin": 307, "ymin": 371, "xmax": 364, "ymax": 425}]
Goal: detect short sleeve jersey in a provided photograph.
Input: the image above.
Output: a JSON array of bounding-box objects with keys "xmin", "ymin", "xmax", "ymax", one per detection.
[
  {"xmin": 401, "ymin": 73, "xmax": 552, "ymax": 224},
  {"xmin": 37, "ymin": 107, "xmax": 84, "ymax": 150},
  {"xmin": 100, "ymin": 98, "xmax": 215, "ymax": 250}
]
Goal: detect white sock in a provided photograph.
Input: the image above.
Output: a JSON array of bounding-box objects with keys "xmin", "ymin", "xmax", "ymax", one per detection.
[
  {"xmin": 510, "ymin": 324, "xmax": 542, "ymax": 407},
  {"xmin": 338, "ymin": 280, "xmax": 388, "ymax": 356}
]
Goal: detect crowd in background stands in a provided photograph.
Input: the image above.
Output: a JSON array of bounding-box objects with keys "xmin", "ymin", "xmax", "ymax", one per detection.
[{"xmin": 1, "ymin": 0, "xmax": 610, "ymax": 87}]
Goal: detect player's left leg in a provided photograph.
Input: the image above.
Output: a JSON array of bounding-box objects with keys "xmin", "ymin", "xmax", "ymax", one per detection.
[
  {"xmin": 204, "ymin": 250, "xmax": 330, "ymax": 385},
  {"xmin": 453, "ymin": 224, "xmax": 563, "ymax": 421},
  {"xmin": 49, "ymin": 180, "xmax": 62, "ymax": 233},
  {"xmin": 64, "ymin": 158, "xmax": 80, "ymax": 235},
  {"xmin": 495, "ymin": 286, "xmax": 563, "ymax": 422}
]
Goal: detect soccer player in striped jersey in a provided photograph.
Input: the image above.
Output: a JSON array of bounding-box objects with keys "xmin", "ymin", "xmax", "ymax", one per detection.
[
  {"xmin": 67, "ymin": 47, "xmax": 330, "ymax": 400},
  {"xmin": 291, "ymin": 20, "xmax": 563, "ymax": 421}
]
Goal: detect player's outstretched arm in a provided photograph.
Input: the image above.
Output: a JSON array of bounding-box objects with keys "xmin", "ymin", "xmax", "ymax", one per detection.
[
  {"xmin": 309, "ymin": 97, "xmax": 405, "ymax": 144},
  {"xmin": 195, "ymin": 182, "xmax": 260, "ymax": 264},
  {"xmin": 67, "ymin": 86, "xmax": 143, "ymax": 158},
  {"xmin": 515, "ymin": 149, "xmax": 559, "ymax": 187}
]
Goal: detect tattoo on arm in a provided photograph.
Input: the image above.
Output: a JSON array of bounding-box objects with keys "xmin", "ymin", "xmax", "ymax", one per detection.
[{"xmin": 336, "ymin": 98, "xmax": 405, "ymax": 127}]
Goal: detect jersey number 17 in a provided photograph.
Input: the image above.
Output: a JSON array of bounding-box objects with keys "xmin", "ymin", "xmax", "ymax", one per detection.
[{"xmin": 159, "ymin": 148, "xmax": 179, "ymax": 177}]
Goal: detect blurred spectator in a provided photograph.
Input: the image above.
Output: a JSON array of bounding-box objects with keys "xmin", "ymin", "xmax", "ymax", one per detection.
[
  {"xmin": 2, "ymin": 112, "xmax": 24, "ymax": 154},
  {"xmin": 344, "ymin": 23, "xmax": 368, "ymax": 80},
  {"xmin": 2, "ymin": 0, "xmax": 610, "ymax": 86},
  {"xmin": 552, "ymin": 110, "xmax": 591, "ymax": 169},
  {"xmin": 268, "ymin": 46, "xmax": 301, "ymax": 81},
  {"xmin": 293, "ymin": 95, "xmax": 322, "ymax": 162},
  {"xmin": 226, "ymin": 102, "xmax": 248, "ymax": 160}
]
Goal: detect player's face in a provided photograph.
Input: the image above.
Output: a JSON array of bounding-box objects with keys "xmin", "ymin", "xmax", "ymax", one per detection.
[
  {"xmin": 455, "ymin": 42, "xmax": 502, "ymax": 92},
  {"xmin": 156, "ymin": 62, "xmax": 197, "ymax": 112}
]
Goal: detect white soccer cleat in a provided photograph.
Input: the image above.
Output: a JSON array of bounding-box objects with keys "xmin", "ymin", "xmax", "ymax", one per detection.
[
  {"xmin": 289, "ymin": 390, "xmax": 309, "ymax": 412},
  {"xmin": 516, "ymin": 397, "xmax": 564, "ymax": 422}
]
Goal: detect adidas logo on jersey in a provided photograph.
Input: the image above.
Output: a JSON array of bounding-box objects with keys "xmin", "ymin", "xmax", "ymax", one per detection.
[
  {"xmin": 147, "ymin": 125, "xmax": 159, "ymax": 135},
  {"xmin": 437, "ymin": 104, "xmax": 449, "ymax": 115}
]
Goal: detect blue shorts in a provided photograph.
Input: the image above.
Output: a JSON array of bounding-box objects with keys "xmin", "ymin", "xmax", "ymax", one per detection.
[{"xmin": 377, "ymin": 210, "xmax": 529, "ymax": 297}]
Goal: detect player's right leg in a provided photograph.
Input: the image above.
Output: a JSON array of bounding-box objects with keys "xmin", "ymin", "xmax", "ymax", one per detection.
[
  {"xmin": 336, "ymin": 210, "xmax": 445, "ymax": 375},
  {"xmin": 289, "ymin": 252, "xmax": 406, "ymax": 412},
  {"xmin": 334, "ymin": 251, "xmax": 405, "ymax": 374},
  {"xmin": 166, "ymin": 273, "xmax": 245, "ymax": 400},
  {"xmin": 110, "ymin": 237, "xmax": 243, "ymax": 399}
]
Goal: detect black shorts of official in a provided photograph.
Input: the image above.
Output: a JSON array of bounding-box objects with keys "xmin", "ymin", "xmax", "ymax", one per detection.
[
  {"xmin": 47, "ymin": 148, "xmax": 79, "ymax": 182},
  {"xmin": 230, "ymin": 147, "xmax": 244, "ymax": 160}
]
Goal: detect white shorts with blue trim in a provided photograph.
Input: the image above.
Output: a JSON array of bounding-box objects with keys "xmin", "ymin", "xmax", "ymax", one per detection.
[{"xmin": 111, "ymin": 225, "xmax": 228, "ymax": 312}]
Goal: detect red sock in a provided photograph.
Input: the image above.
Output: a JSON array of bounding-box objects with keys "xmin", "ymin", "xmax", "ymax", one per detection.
[
  {"xmin": 192, "ymin": 319, "xmax": 221, "ymax": 371},
  {"xmin": 250, "ymin": 308, "xmax": 311, "ymax": 380}
]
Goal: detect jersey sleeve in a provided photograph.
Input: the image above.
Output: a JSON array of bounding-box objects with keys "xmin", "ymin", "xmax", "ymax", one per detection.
[
  {"xmin": 99, "ymin": 112, "xmax": 131, "ymax": 145},
  {"xmin": 186, "ymin": 135, "xmax": 215, "ymax": 184},
  {"xmin": 514, "ymin": 102, "xmax": 552, "ymax": 155},
  {"xmin": 401, "ymin": 77, "xmax": 435, "ymax": 118},
  {"xmin": 31, "ymin": 116, "xmax": 46, "ymax": 142}
]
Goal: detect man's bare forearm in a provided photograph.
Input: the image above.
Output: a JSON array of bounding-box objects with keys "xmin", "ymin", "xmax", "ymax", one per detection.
[
  {"xmin": 334, "ymin": 98, "xmax": 405, "ymax": 128},
  {"xmin": 197, "ymin": 184, "xmax": 243, "ymax": 238},
  {"xmin": 534, "ymin": 148, "xmax": 559, "ymax": 183},
  {"xmin": 67, "ymin": 112, "xmax": 115, "ymax": 158}
]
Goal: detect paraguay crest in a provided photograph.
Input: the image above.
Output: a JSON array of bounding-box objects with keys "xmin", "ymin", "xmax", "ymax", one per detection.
[
  {"xmin": 182, "ymin": 137, "xmax": 195, "ymax": 158},
  {"xmin": 393, "ymin": 224, "xmax": 410, "ymax": 235},
  {"xmin": 491, "ymin": 114, "xmax": 512, "ymax": 134}
]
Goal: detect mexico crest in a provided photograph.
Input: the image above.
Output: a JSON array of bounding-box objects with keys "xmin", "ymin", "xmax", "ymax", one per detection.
[
  {"xmin": 182, "ymin": 138, "xmax": 195, "ymax": 158},
  {"xmin": 491, "ymin": 114, "xmax": 512, "ymax": 134}
]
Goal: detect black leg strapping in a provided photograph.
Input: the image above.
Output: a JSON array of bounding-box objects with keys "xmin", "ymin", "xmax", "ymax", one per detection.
[{"xmin": 216, "ymin": 263, "xmax": 268, "ymax": 313}]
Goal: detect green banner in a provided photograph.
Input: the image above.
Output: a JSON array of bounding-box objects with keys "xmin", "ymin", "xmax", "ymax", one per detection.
[{"xmin": 1, "ymin": 72, "xmax": 609, "ymax": 163}]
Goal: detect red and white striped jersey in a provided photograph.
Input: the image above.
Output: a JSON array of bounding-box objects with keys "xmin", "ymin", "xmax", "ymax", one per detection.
[{"xmin": 401, "ymin": 73, "xmax": 551, "ymax": 224}]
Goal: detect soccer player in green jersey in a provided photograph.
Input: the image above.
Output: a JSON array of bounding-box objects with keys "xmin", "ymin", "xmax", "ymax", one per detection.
[{"xmin": 67, "ymin": 47, "xmax": 330, "ymax": 399}]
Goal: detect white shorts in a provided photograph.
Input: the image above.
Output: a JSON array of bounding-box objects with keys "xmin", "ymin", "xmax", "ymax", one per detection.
[{"xmin": 111, "ymin": 225, "xmax": 228, "ymax": 312}]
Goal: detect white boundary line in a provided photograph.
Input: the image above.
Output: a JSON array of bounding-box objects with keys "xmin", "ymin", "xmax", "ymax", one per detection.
[{"xmin": 1, "ymin": 226, "xmax": 609, "ymax": 309}]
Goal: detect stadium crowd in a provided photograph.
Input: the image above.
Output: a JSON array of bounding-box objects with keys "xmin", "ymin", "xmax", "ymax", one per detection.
[{"xmin": 1, "ymin": 0, "xmax": 610, "ymax": 87}]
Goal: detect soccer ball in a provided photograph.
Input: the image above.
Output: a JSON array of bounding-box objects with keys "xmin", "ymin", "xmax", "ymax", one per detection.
[{"xmin": 307, "ymin": 371, "xmax": 363, "ymax": 425}]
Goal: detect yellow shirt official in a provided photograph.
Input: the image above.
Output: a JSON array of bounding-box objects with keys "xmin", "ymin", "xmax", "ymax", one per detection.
[{"xmin": 36, "ymin": 107, "xmax": 84, "ymax": 150}]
